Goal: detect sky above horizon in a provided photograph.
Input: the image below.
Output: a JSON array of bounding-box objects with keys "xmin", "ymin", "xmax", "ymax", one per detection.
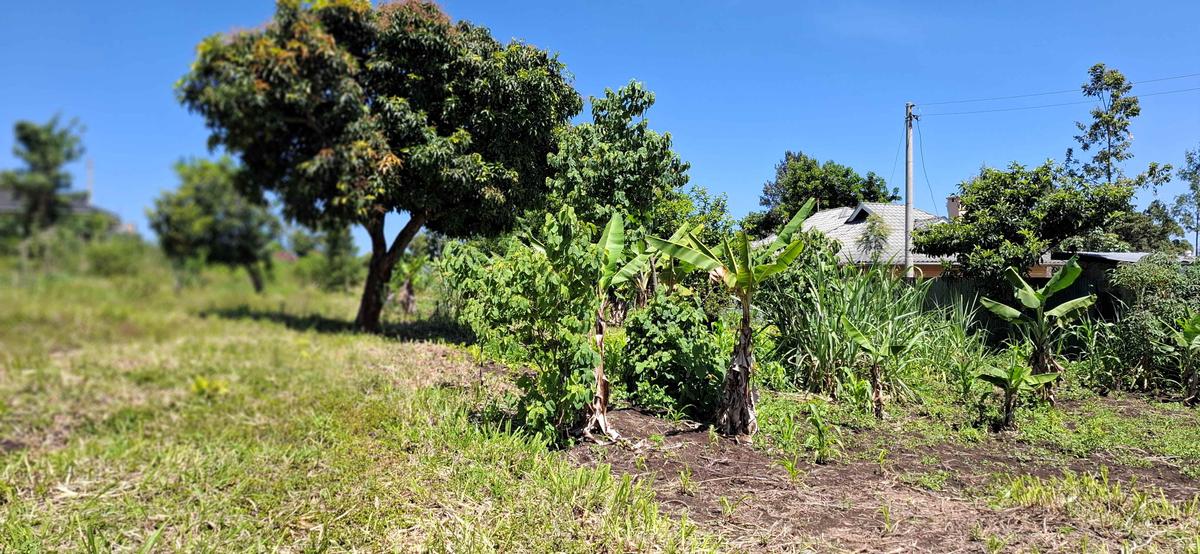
[{"xmin": 2, "ymin": 1, "xmax": 1198, "ymax": 251}]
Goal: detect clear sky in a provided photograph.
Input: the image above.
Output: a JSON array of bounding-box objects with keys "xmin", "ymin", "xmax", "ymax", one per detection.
[{"xmin": 2, "ymin": 1, "xmax": 1198, "ymax": 250}]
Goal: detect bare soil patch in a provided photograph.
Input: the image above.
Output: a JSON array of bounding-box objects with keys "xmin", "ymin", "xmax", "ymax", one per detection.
[{"xmin": 567, "ymin": 409, "xmax": 1200, "ymax": 552}]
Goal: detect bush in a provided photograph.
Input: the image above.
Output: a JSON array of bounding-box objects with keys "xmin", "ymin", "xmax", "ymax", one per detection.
[
  {"xmin": 443, "ymin": 207, "xmax": 599, "ymax": 440},
  {"xmin": 1103, "ymin": 254, "xmax": 1200, "ymax": 395},
  {"xmin": 84, "ymin": 235, "xmax": 154, "ymax": 277},
  {"xmin": 619, "ymin": 293, "xmax": 723, "ymax": 418}
]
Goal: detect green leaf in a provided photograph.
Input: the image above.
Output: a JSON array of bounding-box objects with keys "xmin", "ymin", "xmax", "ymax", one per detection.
[
  {"xmin": 734, "ymin": 232, "xmax": 754, "ymax": 290},
  {"xmin": 980, "ymin": 297, "xmax": 1022, "ymax": 322},
  {"xmin": 1045, "ymin": 294, "xmax": 1095, "ymax": 319},
  {"xmin": 597, "ymin": 212, "xmax": 624, "ymax": 288},
  {"xmin": 768, "ymin": 198, "xmax": 816, "ymax": 252},
  {"xmin": 1025, "ymin": 372, "xmax": 1059, "ymax": 386},
  {"xmin": 610, "ymin": 253, "xmax": 647, "ymax": 286},
  {"xmin": 685, "ymin": 230, "xmax": 722, "ymax": 270},
  {"xmin": 1042, "ymin": 256, "xmax": 1082, "ymax": 297},
  {"xmin": 841, "ymin": 317, "xmax": 875, "ymax": 354},
  {"xmin": 1004, "ymin": 267, "xmax": 1041, "ymax": 309},
  {"xmin": 645, "ymin": 236, "xmax": 721, "ymax": 271}
]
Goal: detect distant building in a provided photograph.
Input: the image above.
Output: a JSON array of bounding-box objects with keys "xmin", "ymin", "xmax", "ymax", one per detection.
[
  {"xmin": 0, "ymin": 188, "xmax": 122, "ymax": 230},
  {"xmin": 765, "ymin": 198, "xmax": 1066, "ymax": 279}
]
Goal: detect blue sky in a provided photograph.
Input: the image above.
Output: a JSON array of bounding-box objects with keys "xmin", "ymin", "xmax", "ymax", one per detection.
[{"xmin": 2, "ymin": 1, "xmax": 1198, "ymax": 251}]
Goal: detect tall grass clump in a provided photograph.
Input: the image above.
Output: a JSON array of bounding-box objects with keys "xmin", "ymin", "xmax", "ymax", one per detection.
[{"xmin": 757, "ymin": 241, "xmax": 987, "ymax": 411}]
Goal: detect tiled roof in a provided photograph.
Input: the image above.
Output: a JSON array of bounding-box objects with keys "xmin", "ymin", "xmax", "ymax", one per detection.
[{"xmin": 800, "ymin": 202, "xmax": 950, "ymax": 264}]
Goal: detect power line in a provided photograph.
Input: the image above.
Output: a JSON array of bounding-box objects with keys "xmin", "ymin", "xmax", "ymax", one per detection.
[
  {"xmin": 914, "ymin": 119, "xmax": 940, "ymax": 217},
  {"xmin": 919, "ymin": 86, "xmax": 1200, "ymax": 117},
  {"xmin": 918, "ymin": 71, "xmax": 1200, "ymax": 106},
  {"xmin": 888, "ymin": 132, "xmax": 903, "ymax": 186}
]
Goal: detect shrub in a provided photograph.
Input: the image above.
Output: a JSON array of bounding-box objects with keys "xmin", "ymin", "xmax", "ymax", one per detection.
[
  {"xmin": 445, "ymin": 208, "xmax": 599, "ymax": 441},
  {"xmin": 1104, "ymin": 254, "xmax": 1200, "ymax": 395},
  {"xmin": 84, "ymin": 235, "xmax": 154, "ymax": 278},
  {"xmin": 620, "ymin": 293, "xmax": 723, "ymax": 418}
]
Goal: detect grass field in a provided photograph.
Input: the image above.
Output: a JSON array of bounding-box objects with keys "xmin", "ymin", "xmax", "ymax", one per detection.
[
  {"xmin": 2, "ymin": 269, "xmax": 1199, "ymax": 552},
  {"xmin": 0, "ymin": 270, "xmax": 716, "ymax": 552}
]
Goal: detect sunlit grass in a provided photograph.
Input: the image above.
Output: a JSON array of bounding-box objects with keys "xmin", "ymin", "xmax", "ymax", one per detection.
[{"xmin": 0, "ymin": 270, "xmax": 718, "ymax": 552}]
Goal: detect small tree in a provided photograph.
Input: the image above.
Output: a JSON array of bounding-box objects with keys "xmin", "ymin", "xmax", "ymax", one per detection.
[
  {"xmin": 148, "ymin": 158, "xmax": 280, "ymax": 293},
  {"xmin": 979, "ymin": 256, "xmax": 1095, "ymax": 402},
  {"xmin": 1173, "ymin": 146, "xmax": 1200, "ymax": 257},
  {"xmin": 841, "ymin": 316, "xmax": 923, "ymax": 419},
  {"xmin": 648, "ymin": 199, "xmax": 816, "ymax": 437},
  {"xmin": 0, "ymin": 116, "xmax": 85, "ymax": 237}
]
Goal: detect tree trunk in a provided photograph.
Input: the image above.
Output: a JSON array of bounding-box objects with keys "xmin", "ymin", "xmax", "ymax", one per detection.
[
  {"xmin": 582, "ymin": 299, "xmax": 618, "ymax": 441},
  {"xmin": 355, "ymin": 214, "xmax": 427, "ymax": 333},
  {"xmin": 397, "ymin": 278, "xmax": 417, "ymax": 315},
  {"xmin": 869, "ymin": 362, "xmax": 885, "ymax": 419},
  {"xmin": 716, "ymin": 297, "xmax": 756, "ymax": 437},
  {"xmin": 1030, "ymin": 345, "xmax": 1061, "ymax": 405},
  {"xmin": 244, "ymin": 263, "xmax": 265, "ymax": 294}
]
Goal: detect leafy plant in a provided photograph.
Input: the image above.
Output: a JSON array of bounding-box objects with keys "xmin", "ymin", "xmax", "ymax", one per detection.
[
  {"xmin": 842, "ymin": 316, "xmax": 923, "ymax": 419},
  {"xmin": 976, "ymin": 348, "xmax": 1057, "ymax": 429},
  {"xmin": 1160, "ymin": 313, "xmax": 1200, "ymax": 405},
  {"xmin": 620, "ymin": 293, "xmax": 723, "ymax": 418},
  {"xmin": 980, "ymin": 256, "xmax": 1095, "ymax": 402},
  {"xmin": 647, "ymin": 199, "xmax": 815, "ymax": 436},
  {"xmin": 803, "ymin": 402, "xmax": 840, "ymax": 464}
]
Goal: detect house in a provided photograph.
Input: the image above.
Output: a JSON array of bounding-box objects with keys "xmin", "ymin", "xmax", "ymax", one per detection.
[
  {"xmin": 776, "ymin": 198, "xmax": 1067, "ymax": 279},
  {"xmin": 800, "ymin": 202, "xmax": 953, "ymax": 277},
  {"xmin": 0, "ymin": 187, "xmax": 121, "ymax": 228}
]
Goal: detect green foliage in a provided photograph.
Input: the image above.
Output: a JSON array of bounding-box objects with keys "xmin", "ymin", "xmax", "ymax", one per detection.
[
  {"xmin": 1099, "ymin": 254, "xmax": 1200, "ymax": 395},
  {"xmin": 976, "ymin": 347, "xmax": 1058, "ymax": 428},
  {"xmin": 619, "ymin": 294, "xmax": 723, "ymax": 417},
  {"xmin": 803, "ymin": 402, "xmax": 840, "ymax": 464},
  {"xmin": 0, "ymin": 116, "xmax": 86, "ymax": 237},
  {"xmin": 914, "ymin": 162, "xmax": 1131, "ymax": 289},
  {"xmin": 980, "ymin": 256, "xmax": 1095, "ymax": 390},
  {"xmin": 1160, "ymin": 313, "xmax": 1200, "ymax": 404},
  {"xmin": 1069, "ymin": 63, "xmax": 1141, "ymax": 186},
  {"xmin": 545, "ymin": 81, "xmax": 688, "ymax": 233},
  {"xmin": 648, "ymin": 200, "xmax": 816, "ymax": 434},
  {"xmin": 446, "ymin": 207, "xmax": 599, "ymax": 440},
  {"xmin": 744, "ymin": 150, "xmax": 896, "ymax": 238},
  {"xmin": 1173, "ymin": 145, "xmax": 1200, "ymax": 257},
  {"xmin": 842, "ymin": 312, "xmax": 924, "ymax": 419},
  {"xmin": 178, "ymin": 0, "xmax": 581, "ymax": 329},
  {"xmin": 147, "ymin": 157, "xmax": 280, "ymax": 293},
  {"xmin": 83, "ymin": 235, "xmax": 157, "ymax": 278}
]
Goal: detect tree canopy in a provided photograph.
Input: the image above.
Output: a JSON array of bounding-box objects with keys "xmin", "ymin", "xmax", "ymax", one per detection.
[
  {"xmin": 148, "ymin": 157, "xmax": 280, "ymax": 293},
  {"xmin": 177, "ymin": 0, "xmax": 581, "ymax": 331},
  {"xmin": 545, "ymin": 81, "xmax": 689, "ymax": 231},
  {"xmin": 0, "ymin": 116, "xmax": 86, "ymax": 236},
  {"xmin": 914, "ymin": 161, "xmax": 1131, "ymax": 288},
  {"xmin": 744, "ymin": 150, "xmax": 896, "ymax": 237}
]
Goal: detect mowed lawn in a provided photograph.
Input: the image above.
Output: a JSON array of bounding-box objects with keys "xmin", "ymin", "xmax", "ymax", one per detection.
[{"xmin": 0, "ymin": 271, "xmax": 716, "ymax": 552}]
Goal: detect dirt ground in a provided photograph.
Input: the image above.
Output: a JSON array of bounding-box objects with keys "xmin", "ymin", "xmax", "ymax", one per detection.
[{"xmin": 567, "ymin": 408, "xmax": 1200, "ymax": 552}]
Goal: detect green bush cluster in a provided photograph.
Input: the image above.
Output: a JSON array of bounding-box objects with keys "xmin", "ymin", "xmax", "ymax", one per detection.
[{"xmin": 619, "ymin": 293, "xmax": 723, "ymax": 418}]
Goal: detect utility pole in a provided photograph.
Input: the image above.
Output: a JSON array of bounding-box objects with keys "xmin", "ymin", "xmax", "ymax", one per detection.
[
  {"xmin": 904, "ymin": 102, "xmax": 915, "ymax": 279},
  {"xmin": 86, "ymin": 158, "xmax": 95, "ymax": 205}
]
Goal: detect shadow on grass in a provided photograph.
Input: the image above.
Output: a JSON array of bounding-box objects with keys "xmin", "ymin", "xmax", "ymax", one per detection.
[{"xmin": 201, "ymin": 305, "xmax": 475, "ymax": 344}]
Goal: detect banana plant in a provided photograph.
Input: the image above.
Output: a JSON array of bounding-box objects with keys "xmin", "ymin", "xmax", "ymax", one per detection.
[
  {"xmin": 976, "ymin": 349, "xmax": 1058, "ymax": 429},
  {"xmin": 980, "ymin": 256, "xmax": 1095, "ymax": 403},
  {"xmin": 841, "ymin": 316, "xmax": 924, "ymax": 419},
  {"xmin": 525, "ymin": 212, "xmax": 644, "ymax": 440},
  {"xmin": 647, "ymin": 199, "xmax": 816, "ymax": 437},
  {"xmin": 583, "ymin": 213, "xmax": 649, "ymax": 440},
  {"xmin": 1162, "ymin": 313, "xmax": 1200, "ymax": 405}
]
